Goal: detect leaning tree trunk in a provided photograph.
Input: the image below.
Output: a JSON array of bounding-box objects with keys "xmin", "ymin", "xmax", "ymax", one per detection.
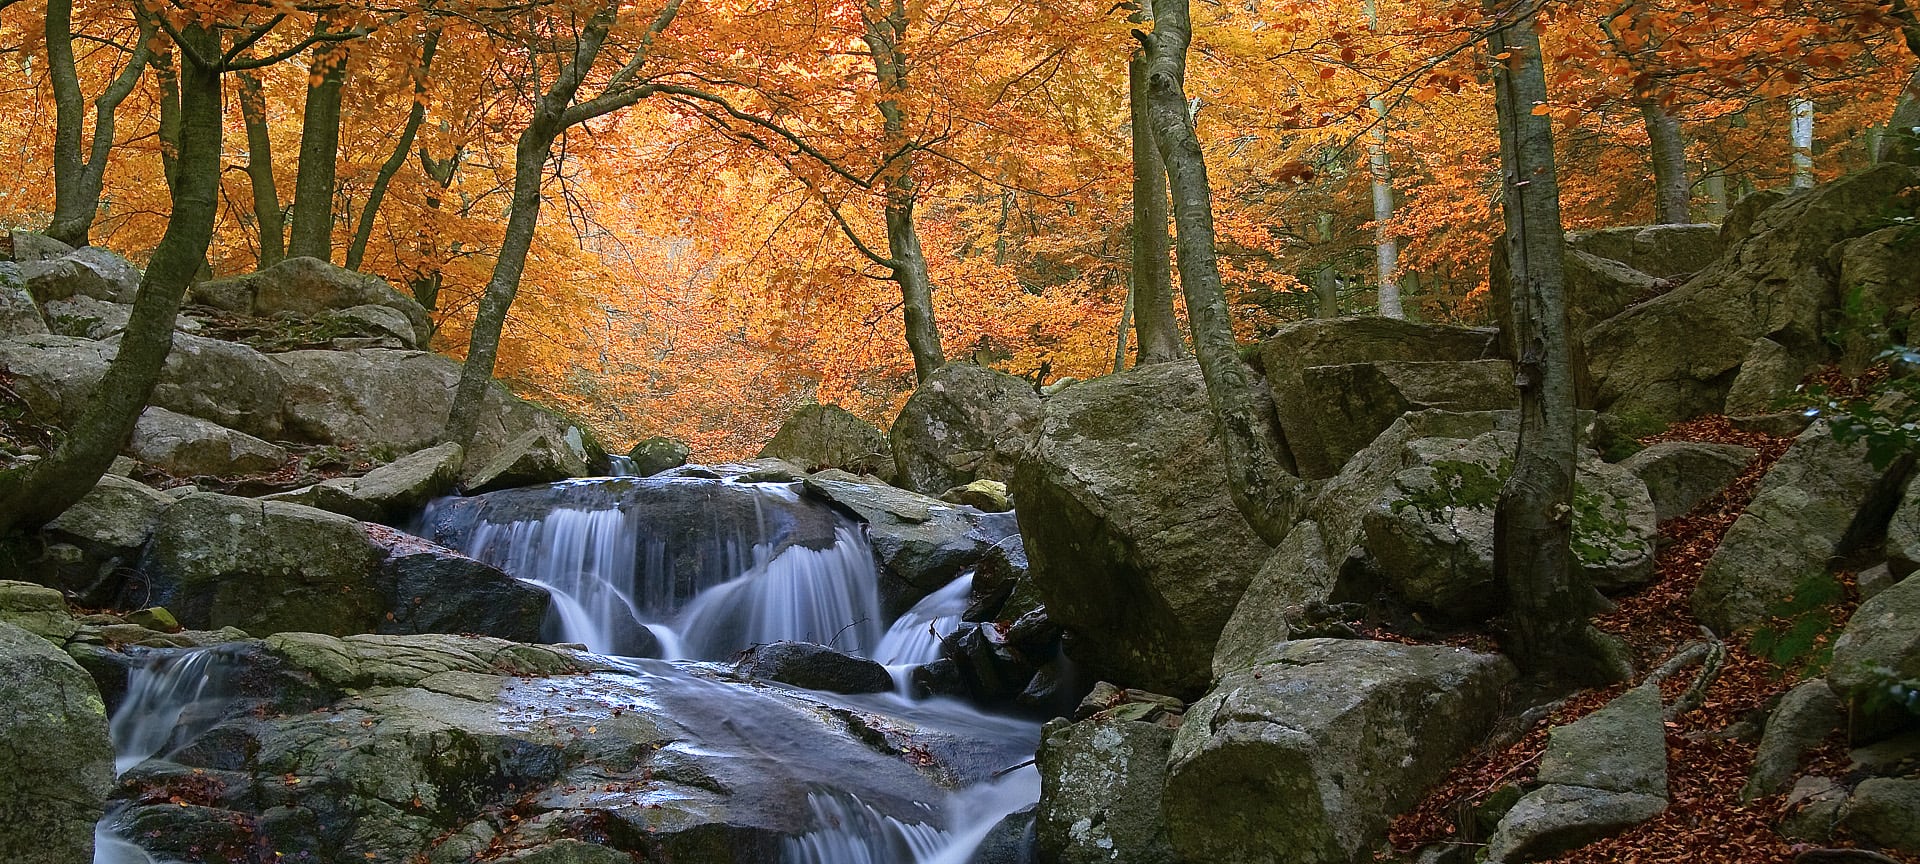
[
  {"xmin": 1487, "ymin": 5, "xmax": 1629, "ymax": 687},
  {"xmin": 237, "ymin": 71, "xmax": 285, "ymax": 267},
  {"xmin": 347, "ymin": 29, "xmax": 439, "ymax": 271},
  {"xmin": 1129, "ymin": 50, "xmax": 1183, "ymax": 364},
  {"xmin": 1640, "ymin": 99, "xmax": 1691, "ymax": 223},
  {"xmin": 1141, "ymin": 0, "xmax": 1306, "ymax": 545},
  {"xmin": 865, "ymin": 0, "xmax": 944, "ymax": 382},
  {"xmin": 0, "ymin": 24, "xmax": 223, "ymax": 536},
  {"xmin": 287, "ymin": 43, "xmax": 350, "ymax": 262}
]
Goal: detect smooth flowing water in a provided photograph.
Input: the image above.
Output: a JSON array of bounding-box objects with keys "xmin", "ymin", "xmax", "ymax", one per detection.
[{"xmin": 96, "ymin": 646, "xmax": 246, "ymax": 864}]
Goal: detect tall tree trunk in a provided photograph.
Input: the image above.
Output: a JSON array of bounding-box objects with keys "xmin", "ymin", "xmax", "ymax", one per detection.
[
  {"xmin": 1790, "ymin": 97, "xmax": 1816, "ymax": 189},
  {"xmin": 1314, "ymin": 212, "xmax": 1339, "ymax": 318},
  {"xmin": 0, "ymin": 24, "xmax": 222, "ymax": 536},
  {"xmin": 409, "ymin": 146, "xmax": 462, "ymax": 312},
  {"xmin": 1364, "ymin": 0, "xmax": 1402, "ymax": 318},
  {"xmin": 153, "ymin": 49, "xmax": 181, "ymax": 194},
  {"xmin": 1130, "ymin": 50, "xmax": 1183, "ymax": 363},
  {"xmin": 1881, "ymin": 66, "xmax": 1920, "ymax": 165},
  {"xmin": 238, "ymin": 71, "xmax": 285, "ymax": 267},
  {"xmin": 46, "ymin": 0, "xmax": 152, "ymax": 246},
  {"xmin": 1487, "ymin": 5, "xmax": 1628, "ymax": 687},
  {"xmin": 347, "ymin": 29, "xmax": 439, "ymax": 271},
  {"xmin": 1113, "ymin": 270, "xmax": 1134, "ymax": 373},
  {"xmin": 1640, "ymin": 99, "xmax": 1691, "ymax": 223},
  {"xmin": 865, "ymin": 0, "xmax": 944, "ymax": 382},
  {"xmin": 1140, "ymin": 0, "xmax": 1306, "ymax": 545},
  {"xmin": 288, "ymin": 43, "xmax": 350, "ymax": 262}
]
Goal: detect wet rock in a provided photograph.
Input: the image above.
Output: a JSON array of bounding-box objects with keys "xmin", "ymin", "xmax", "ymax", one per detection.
[
  {"xmin": 366, "ymin": 524, "xmax": 551, "ymax": 643},
  {"xmin": 1743, "ymin": 680, "xmax": 1844, "ymax": 801},
  {"xmin": 465, "ymin": 430, "xmax": 592, "ymax": 493},
  {"xmin": 1013, "ymin": 359, "xmax": 1280, "ymax": 696},
  {"xmin": 890, "ymin": 363, "xmax": 1045, "ymax": 495},
  {"xmin": 1695, "ymin": 420, "xmax": 1908, "ymax": 634},
  {"xmin": 624, "ymin": 436, "xmax": 690, "ymax": 476},
  {"xmin": 20, "ymin": 245, "xmax": 141, "ymax": 304},
  {"xmin": 192, "ymin": 256, "xmax": 431, "ymax": 347},
  {"xmin": 0, "ymin": 621, "xmax": 113, "ymax": 864},
  {"xmin": 1163, "ymin": 639, "xmax": 1513, "ymax": 864},
  {"xmin": 1619, "ymin": 440, "xmax": 1755, "ymax": 521},
  {"xmin": 1036, "ymin": 718, "xmax": 1175, "ymax": 864},
  {"xmin": 965, "ymin": 538, "xmax": 1030, "ymax": 623},
  {"xmin": 968, "ymin": 806, "xmax": 1036, "ymax": 864},
  {"xmin": 126, "ymin": 406, "xmax": 287, "ymax": 477},
  {"xmin": 803, "ymin": 470, "xmax": 1020, "ymax": 618},
  {"xmin": 735, "ymin": 640, "xmax": 892, "ymax": 694},
  {"xmin": 759, "ymin": 403, "xmax": 895, "ymax": 482}
]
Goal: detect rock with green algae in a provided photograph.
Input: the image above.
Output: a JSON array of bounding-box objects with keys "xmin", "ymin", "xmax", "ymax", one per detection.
[{"xmin": 0, "ymin": 621, "xmax": 113, "ymax": 864}]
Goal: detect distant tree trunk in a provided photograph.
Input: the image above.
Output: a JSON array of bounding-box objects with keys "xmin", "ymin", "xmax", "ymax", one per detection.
[
  {"xmin": 1701, "ymin": 168, "xmax": 1729, "ymax": 221},
  {"xmin": 1364, "ymin": 0, "xmax": 1402, "ymax": 318},
  {"xmin": 347, "ymin": 29, "xmax": 439, "ymax": 271},
  {"xmin": 409, "ymin": 146, "xmax": 462, "ymax": 312},
  {"xmin": 1140, "ymin": 0, "xmax": 1306, "ymax": 545},
  {"xmin": 46, "ymin": 0, "xmax": 153, "ymax": 247},
  {"xmin": 1487, "ymin": 4, "xmax": 1628, "ymax": 687},
  {"xmin": 1640, "ymin": 99, "xmax": 1692, "ymax": 223},
  {"xmin": 237, "ymin": 71, "xmax": 285, "ymax": 267},
  {"xmin": 1314, "ymin": 212, "xmax": 1339, "ymax": 318},
  {"xmin": 287, "ymin": 43, "xmax": 350, "ymax": 262},
  {"xmin": 864, "ymin": 0, "xmax": 945, "ymax": 382},
  {"xmin": 0, "ymin": 24, "xmax": 222, "ymax": 536},
  {"xmin": 1790, "ymin": 97, "xmax": 1816, "ymax": 189},
  {"xmin": 1882, "ymin": 66, "xmax": 1920, "ymax": 165},
  {"xmin": 1129, "ymin": 50, "xmax": 1183, "ymax": 364}
]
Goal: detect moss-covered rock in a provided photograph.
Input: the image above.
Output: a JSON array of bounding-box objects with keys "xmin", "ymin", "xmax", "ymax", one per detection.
[{"xmin": 0, "ymin": 621, "xmax": 113, "ymax": 864}]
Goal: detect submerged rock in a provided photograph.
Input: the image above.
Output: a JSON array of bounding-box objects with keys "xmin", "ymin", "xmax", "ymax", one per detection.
[
  {"xmin": 735, "ymin": 640, "xmax": 892, "ymax": 694},
  {"xmin": 803, "ymin": 470, "xmax": 1020, "ymax": 618}
]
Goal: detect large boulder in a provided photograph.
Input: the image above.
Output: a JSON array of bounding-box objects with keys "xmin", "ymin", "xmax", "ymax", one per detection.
[
  {"xmin": 1566, "ymin": 224, "xmax": 1723, "ymax": 279},
  {"xmin": 465, "ymin": 429, "xmax": 592, "ymax": 493},
  {"xmin": 267, "ymin": 442, "xmax": 464, "ymax": 523},
  {"xmin": 1, "ymin": 229, "xmax": 74, "ymax": 263},
  {"xmin": 1013, "ymin": 359, "xmax": 1277, "ymax": 696},
  {"xmin": 890, "ymin": 363, "xmax": 1044, "ymax": 495},
  {"xmin": 1163, "ymin": 639, "xmax": 1513, "ymax": 864},
  {"xmin": 1830, "ymin": 226, "xmax": 1920, "ymax": 373},
  {"xmin": 622, "ymin": 436, "xmax": 689, "ymax": 476},
  {"xmin": 0, "ymin": 262, "xmax": 48, "ymax": 338},
  {"xmin": 1259, "ymin": 317, "xmax": 1500, "ymax": 479},
  {"xmin": 734, "ymin": 640, "xmax": 893, "ymax": 694},
  {"xmin": 1294, "ymin": 359, "xmax": 1517, "ymax": 476},
  {"xmin": 1694, "ymin": 421, "xmax": 1908, "ymax": 634},
  {"xmin": 802, "ymin": 470, "xmax": 1021, "ymax": 617},
  {"xmin": 0, "ymin": 333, "xmax": 284, "ymax": 439},
  {"xmin": 126, "ymin": 406, "xmax": 287, "ymax": 477},
  {"xmin": 1887, "ymin": 472, "xmax": 1920, "ymax": 576},
  {"xmin": 19, "ymin": 245, "xmax": 141, "ymax": 304},
  {"xmin": 36, "ymin": 474, "xmax": 175, "ymax": 603},
  {"xmin": 1484, "ymin": 685, "xmax": 1669, "ymax": 863},
  {"xmin": 0, "ymin": 621, "xmax": 114, "ymax": 864},
  {"xmin": 40, "ymin": 294, "xmax": 199, "ymax": 340},
  {"xmin": 1828, "ymin": 574, "xmax": 1920, "ymax": 737},
  {"xmin": 1493, "ymin": 247, "xmax": 1667, "ymax": 357},
  {"xmin": 758, "ymin": 402, "xmax": 895, "ymax": 481},
  {"xmin": 1741, "ymin": 680, "xmax": 1843, "ymax": 801},
  {"xmin": 1586, "ymin": 165, "xmax": 1920, "ymax": 424},
  {"xmin": 192, "ymin": 257, "xmax": 432, "ymax": 347},
  {"xmin": 1837, "ymin": 777, "xmax": 1920, "ymax": 853},
  {"xmin": 1619, "ymin": 440, "xmax": 1755, "ymax": 521},
  {"xmin": 1035, "ymin": 718, "xmax": 1175, "ymax": 864},
  {"xmin": 364, "ymin": 524, "xmax": 551, "ymax": 643}
]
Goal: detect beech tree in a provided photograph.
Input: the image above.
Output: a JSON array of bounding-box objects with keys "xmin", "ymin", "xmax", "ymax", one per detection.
[
  {"xmin": 45, "ymin": 0, "xmax": 154, "ymax": 246},
  {"xmin": 1127, "ymin": 12, "xmax": 1182, "ymax": 365}
]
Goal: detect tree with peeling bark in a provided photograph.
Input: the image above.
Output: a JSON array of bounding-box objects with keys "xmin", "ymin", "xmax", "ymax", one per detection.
[
  {"xmin": 1486, "ymin": 0, "xmax": 1630, "ymax": 687},
  {"xmin": 1136, "ymin": 0, "xmax": 1308, "ymax": 546}
]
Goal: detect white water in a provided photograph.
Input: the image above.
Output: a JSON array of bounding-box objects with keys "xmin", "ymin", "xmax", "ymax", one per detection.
[
  {"xmin": 95, "ymin": 647, "xmax": 243, "ymax": 864},
  {"xmin": 875, "ymin": 573, "xmax": 973, "ymax": 694}
]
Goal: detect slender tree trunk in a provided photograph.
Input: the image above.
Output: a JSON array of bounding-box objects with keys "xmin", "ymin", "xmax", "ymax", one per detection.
[
  {"xmin": 288, "ymin": 43, "xmax": 350, "ymax": 262},
  {"xmin": 1314, "ymin": 212, "xmax": 1339, "ymax": 318},
  {"xmin": 409, "ymin": 146, "xmax": 462, "ymax": 312},
  {"xmin": 0, "ymin": 25, "xmax": 223, "ymax": 536},
  {"xmin": 45, "ymin": 0, "xmax": 150, "ymax": 245},
  {"xmin": 865, "ymin": 0, "xmax": 944, "ymax": 382},
  {"xmin": 1640, "ymin": 99, "xmax": 1691, "ymax": 223},
  {"xmin": 1790, "ymin": 97, "xmax": 1816, "ymax": 189},
  {"xmin": 1364, "ymin": 0, "xmax": 1402, "ymax": 318},
  {"xmin": 237, "ymin": 71, "xmax": 285, "ymax": 267},
  {"xmin": 1487, "ymin": 4, "xmax": 1627, "ymax": 687},
  {"xmin": 1881, "ymin": 66, "xmax": 1920, "ymax": 165},
  {"xmin": 1130, "ymin": 51, "xmax": 1183, "ymax": 363},
  {"xmin": 153, "ymin": 50, "xmax": 182, "ymax": 194},
  {"xmin": 347, "ymin": 30, "xmax": 439, "ymax": 271},
  {"xmin": 1140, "ymin": 0, "xmax": 1306, "ymax": 545},
  {"xmin": 1702, "ymin": 168, "xmax": 1729, "ymax": 221}
]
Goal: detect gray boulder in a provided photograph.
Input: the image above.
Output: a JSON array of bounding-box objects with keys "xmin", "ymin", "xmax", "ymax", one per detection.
[
  {"xmin": 0, "ymin": 334, "xmax": 114, "ymax": 421},
  {"xmin": 0, "ymin": 621, "xmax": 113, "ymax": 864},
  {"xmin": 126, "ymin": 406, "xmax": 287, "ymax": 477},
  {"xmin": 1722, "ymin": 189, "xmax": 1790, "ymax": 247},
  {"xmin": 1567, "ymin": 223, "xmax": 1723, "ymax": 279},
  {"xmin": 1723, "ymin": 337, "xmax": 1816, "ymax": 416},
  {"xmin": 759, "ymin": 402, "xmax": 895, "ymax": 482},
  {"xmin": 323, "ymin": 303, "xmax": 421, "ymax": 349},
  {"xmin": 20, "ymin": 245, "xmax": 141, "ymax": 304},
  {"xmin": 1695, "ymin": 420, "xmax": 1907, "ymax": 634},
  {"xmin": 1, "ymin": 230, "xmax": 74, "ymax": 263},
  {"xmin": 1295, "ymin": 359, "xmax": 1517, "ymax": 475},
  {"xmin": 890, "ymin": 363, "xmax": 1044, "ymax": 495},
  {"xmin": 152, "ymin": 333, "xmax": 288, "ymax": 439},
  {"xmin": 1586, "ymin": 165, "xmax": 1920, "ymax": 424},
  {"xmin": 802, "ymin": 470, "xmax": 1020, "ymax": 618},
  {"xmin": 1035, "ymin": 718, "xmax": 1175, "ymax": 864},
  {"xmin": 0, "ymin": 579, "xmax": 79, "ymax": 641},
  {"xmin": 40, "ymin": 295, "xmax": 201, "ymax": 340},
  {"xmin": 735, "ymin": 640, "xmax": 893, "ymax": 694},
  {"xmin": 1484, "ymin": 785, "xmax": 1667, "ymax": 864},
  {"xmin": 191, "ymin": 256, "xmax": 431, "ymax": 347},
  {"xmin": 623, "ymin": 436, "xmax": 689, "ymax": 476},
  {"xmin": 1830, "ymin": 226, "xmax": 1920, "ymax": 373},
  {"xmin": 1828, "ymin": 574, "xmax": 1920, "ymax": 736},
  {"xmin": 365, "ymin": 524, "xmax": 551, "ymax": 643},
  {"xmin": 1012, "ymin": 359, "xmax": 1277, "ymax": 696},
  {"xmin": 1163, "ymin": 639, "xmax": 1513, "ymax": 864},
  {"xmin": 1838, "ymin": 777, "xmax": 1920, "ymax": 853},
  {"xmin": 269, "ymin": 442, "xmax": 464, "ymax": 523},
  {"xmin": 465, "ymin": 429, "xmax": 592, "ymax": 493},
  {"xmin": 1885, "ymin": 472, "xmax": 1920, "ymax": 576},
  {"xmin": 1484, "ymin": 685, "xmax": 1669, "ymax": 862},
  {"xmin": 1259, "ymin": 317, "xmax": 1500, "ymax": 479},
  {"xmin": 0, "ymin": 262, "xmax": 47, "ymax": 338},
  {"xmin": 1742, "ymin": 680, "xmax": 1843, "ymax": 801},
  {"xmin": 38, "ymin": 474, "xmax": 174, "ymax": 603},
  {"xmin": 1620, "ymin": 440, "xmax": 1755, "ymax": 521}
]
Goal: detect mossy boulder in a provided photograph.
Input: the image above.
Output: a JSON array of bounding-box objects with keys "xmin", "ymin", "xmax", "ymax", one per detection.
[{"xmin": 0, "ymin": 621, "xmax": 113, "ymax": 864}]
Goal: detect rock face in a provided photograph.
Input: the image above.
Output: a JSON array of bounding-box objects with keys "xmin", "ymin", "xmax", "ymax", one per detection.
[
  {"xmin": 192, "ymin": 257, "xmax": 432, "ymax": 347},
  {"xmin": 1294, "ymin": 359, "xmax": 1518, "ymax": 476},
  {"xmin": 1258, "ymin": 317, "xmax": 1501, "ymax": 479},
  {"xmin": 734, "ymin": 640, "xmax": 893, "ymax": 694},
  {"xmin": 1830, "ymin": 226, "xmax": 1920, "ymax": 372},
  {"xmin": 1035, "ymin": 718, "xmax": 1175, "ymax": 864},
  {"xmin": 0, "ymin": 621, "xmax": 114, "ymax": 864},
  {"xmin": 126, "ymin": 406, "xmax": 288, "ymax": 476},
  {"xmin": 37, "ymin": 474, "xmax": 175, "ymax": 603},
  {"xmin": 0, "ymin": 262, "xmax": 48, "ymax": 338},
  {"xmin": 1694, "ymin": 421, "xmax": 1907, "ymax": 634},
  {"xmin": 1586, "ymin": 165, "xmax": 1920, "ymax": 424},
  {"xmin": 1013, "ymin": 359, "xmax": 1274, "ymax": 696},
  {"xmin": 1828, "ymin": 574, "xmax": 1920, "ymax": 737},
  {"xmin": 20, "ymin": 245, "xmax": 142, "ymax": 304},
  {"xmin": 802, "ymin": 470, "xmax": 1020, "ymax": 617},
  {"xmin": 1566, "ymin": 224, "xmax": 1723, "ymax": 279},
  {"xmin": 1485, "ymin": 686, "xmax": 1669, "ymax": 863},
  {"xmin": 465, "ymin": 429, "xmax": 592, "ymax": 493},
  {"xmin": 890, "ymin": 363, "xmax": 1044, "ymax": 495},
  {"xmin": 759, "ymin": 402, "xmax": 896, "ymax": 481},
  {"xmin": 1884, "ymin": 472, "xmax": 1920, "ymax": 576},
  {"xmin": 1619, "ymin": 441, "xmax": 1755, "ymax": 521},
  {"xmin": 1163, "ymin": 639, "xmax": 1513, "ymax": 864}
]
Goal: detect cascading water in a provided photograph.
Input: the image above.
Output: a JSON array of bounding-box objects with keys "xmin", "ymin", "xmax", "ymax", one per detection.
[
  {"xmin": 95, "ymin": 647, "xmax": 244, "ymax": 864},
  {"xmin": 875, "ymin": 572, "xmax": 973, "ymax": 692}
]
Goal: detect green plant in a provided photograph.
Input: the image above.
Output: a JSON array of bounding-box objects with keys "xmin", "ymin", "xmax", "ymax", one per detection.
[
  {"xmin": 1747, "ymin": 572, "xmax": 1847, "ymax": 676},
  {"xmin": 1855, "ymin": 663, "xmax": 1920, "ymax": 719},
  {"xmin": 1803, "ymin": 346, "xmax": 1920, "ymax": 470}
]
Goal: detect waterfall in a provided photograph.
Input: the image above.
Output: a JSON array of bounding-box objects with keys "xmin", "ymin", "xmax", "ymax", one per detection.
[{"xmin": 96, "ymin": 646, "xmax": 243, "ymax": 864}]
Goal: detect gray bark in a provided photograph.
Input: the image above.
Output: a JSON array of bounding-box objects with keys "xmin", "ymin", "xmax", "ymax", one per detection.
[
  {"xmin": 1881, "ymin": 66, "xmax": 1920, "ymax": 165},
  {"xmin": 347, "ymin": 29, "xmax": 439, "ymax": 271},
  {"xmin": 46, "ymin": 0, "xmax": 153, "ymax": 246},
  {"xmin": 238, "ymin": 71, "xmax": 284, "ymax": 267},
  {"xmin": 1487, "ymin": 4, "xmax": 1627, "ymax": 687},
  {"xmin": 287, "ymin": 43, "xmax": 350, "ymax": 262},
  {"xmin": 1140, "ymin": 0, "xmax": 1307, "ymax": 545},
  {"xmin": 864, "ymin": 0, "xmax": 945, "ymax": 382},
  {"xmin": 1640, "ymin": 99, "xmax": 1691, "ymax": 223},
  {"xmin": 1129, "ymin": 51, "xmax": 1183, "ymax": 364}
]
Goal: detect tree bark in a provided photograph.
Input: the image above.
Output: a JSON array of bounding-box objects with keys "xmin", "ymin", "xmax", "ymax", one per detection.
[
  {"xmin": 1790, "ymin": 97, "xmax": 1816, "ymax": 188},
  {"xmin": 1129, "ymin": 50, "xmax": 1183, "ymax": 364},
  {"xmin": 46, "ymin": 0, "xmax": 152, "ymax": 246},
  {"xmin": 1140, "ymin": 0, "xmax": 1306, "ymax": 545},
  {"xmin": 864, "ymin": 0, "xmax": 945, "ymax": 382},
  {"xmin": 153, "ymin": 49, "xmax": 181, "ymax": 194},
  {"xmin": 237, "ymin": 71, "xmax": 285, "ymax": 267},
  {"xmin": 1640, "ymin": 98, "xmax": 1691, "ymax": 223},
  {"xmin": 0, "ymin": 24, "xmax": 223, "ymax": 536},
  {"xmin": 287, "ymin": 43, "xmax": 350, "ymax": 262},
  {"xmin": 1113, "ymin": 270, "xmax": 1134, "ymax": 373},
  {"xmin": 1487, "ymin": 4, "xmax": 1628, "ymax": 687},
  {"xmin": 1881, "ymin": 66, "xmax": 1920, "ymax": 165},
  {"xmin": 347, "ymin": 29, "xmax": 439, "ymax": 271},
  {"xmin": 407, "ymin": 147, "xmax": 462, "ymax": 313}
]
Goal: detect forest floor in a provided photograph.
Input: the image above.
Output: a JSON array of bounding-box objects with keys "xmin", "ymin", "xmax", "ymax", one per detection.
[{"xmin": 1386, "ymin": 413, "xmax": 1918, "ymax": 864}]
